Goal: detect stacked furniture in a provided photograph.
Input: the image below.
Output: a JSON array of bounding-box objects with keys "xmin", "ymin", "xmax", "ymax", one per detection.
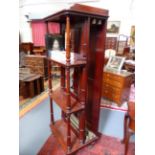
[
  {"xmin": 24, "ymin": 55, "xmax": 48, "ymax": 78},
  {"xmin": 105, "ymin": 37, "xmax": 117, "ymax": 50},
  {"xmin": 44, "ymin": 4, "xmax": 108, "ymax": 154}
]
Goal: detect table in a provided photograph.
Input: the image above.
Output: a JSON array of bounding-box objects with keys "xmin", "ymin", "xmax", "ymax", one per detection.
[{"xmin": 19, "ymin": 73, "xmax": 44, "ymax": 98}]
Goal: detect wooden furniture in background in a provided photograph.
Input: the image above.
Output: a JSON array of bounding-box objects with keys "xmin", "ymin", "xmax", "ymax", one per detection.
[
  {"xmin": 19, "ymin": 42, "xmax": 33, "ymax": 54},
  {"xmin": 43, "ymin": 4, "xmax": 108, "ymax": 155},
  {"xmin": 33, "ymin": 46, "xmax": 46, "ymax": 55},
  {"xmin": 105, "ymin": 37, "xmax": 117, "ymax": 50},
  {"xmin": 102, "ymin": 69, "xmax": 134, "ymax": 106},
  {"xmin": 122, "ymin": 101, "xmax": 135, "ymax": 155},
  {"xmin": 24, "ymin": 55, "xmax": 48, "ymax": 78},
  {"xmin": 124, "ymin": 62, "xmax": 135, "ymax": 73},
  {"xmin": 19, "ymin": 72, "xmax": 44, "ymax": 98}
]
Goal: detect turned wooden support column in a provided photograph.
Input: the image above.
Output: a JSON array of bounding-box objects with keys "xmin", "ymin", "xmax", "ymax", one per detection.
[
  {"xmin": 60, "ymin": 67, "xmax": 65, "ymax": 89},
  {"xmin": 67, "ymin": 114, "xmax": 71, "ymax": 152},
  {"xmin": 61, "ymin": 67, "xmax": 66, "ymax": 119},
  {"xmin": 66, "ymin": 67, "xmax": 71, "ymax": 112},
  {"xmin": 66, "ymin": 15, "xmax": 71, "ymax": 152},
  {"xmin": 79, "ymin": 67, "xmax": 87, "ymax": 144},
  {"xmin": 66, "ymin": 16, "xmax": 71, "ymax": 64},
  {"xmin": 66, "ymin": 16, "xmax": 71, "ymax": 111},
  {"xmin": 48, "ymin": 59, "xmax": 54, "ymax": 124}
]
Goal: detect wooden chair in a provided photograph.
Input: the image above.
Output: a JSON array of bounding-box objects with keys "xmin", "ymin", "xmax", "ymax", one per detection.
[{"xmin": 122, "ymin": 101, "xmax": 135, "ymax": 155}]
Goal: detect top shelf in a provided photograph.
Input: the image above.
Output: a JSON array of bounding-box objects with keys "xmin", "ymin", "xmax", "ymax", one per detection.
[
  {"xmin": 48, "ymin": 51, "xmax": 86, "ymax": 67},
  {"xmin": 43, "ymin": 4, "xmax": 109, "ymax": 22}
]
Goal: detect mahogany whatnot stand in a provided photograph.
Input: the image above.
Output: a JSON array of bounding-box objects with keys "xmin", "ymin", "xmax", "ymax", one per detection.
[{"xmin": 44, "ymin": 4, "xmax": 109, "ymax": 154}]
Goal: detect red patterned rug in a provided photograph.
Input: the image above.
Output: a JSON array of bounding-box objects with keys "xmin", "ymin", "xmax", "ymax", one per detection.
[{"xmin": 38, "ymin": 134, "xmax": 135, "ymax": 155}]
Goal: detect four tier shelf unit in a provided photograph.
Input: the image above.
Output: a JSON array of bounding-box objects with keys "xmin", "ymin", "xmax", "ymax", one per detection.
[{"xmin": 44, "ymin": 4, "xmax": 109, "ymax": 155}]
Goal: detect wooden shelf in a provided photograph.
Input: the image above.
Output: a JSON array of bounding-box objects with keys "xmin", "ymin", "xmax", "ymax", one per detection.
[
  {"xmin": 48, "ymin": 51, "xmax": 86, "ymax": 67},
  {"xmin": 50, "ymin": 119, "xmax": 98, "ymax": 155},
  {"xmin": 43, "ymin": 3, "xmax": 109, "ymax": 153},
  {"xmin": 51, "ymin": 87, "xmax": 84, "ymax": 114}
]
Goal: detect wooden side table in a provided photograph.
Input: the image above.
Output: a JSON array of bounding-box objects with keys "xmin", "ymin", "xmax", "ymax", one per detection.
[{"xmin": 19, "ymin": 73, "xmax": 44, "ymax": 98}]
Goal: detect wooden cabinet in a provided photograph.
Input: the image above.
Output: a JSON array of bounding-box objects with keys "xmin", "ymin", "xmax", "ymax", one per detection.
[
  {"xmin": 40, "ymin": 4, "xmax": 108, "ymax": 155},
  {"xmin": 105, "ymin": 37, "xmax": 117, "ymax": 50},
  {"xmin": 24, "ymin": 55, "xmax": 48, "ymax": 78},
  {"xmin": 102, "ymin": 69, "xmax": 134, "ymax": 105}
]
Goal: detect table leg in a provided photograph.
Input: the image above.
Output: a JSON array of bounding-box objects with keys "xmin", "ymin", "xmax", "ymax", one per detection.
[
  {"xmin": 28, "ymin": 81, "xmax": 35, "ymax": 98},
  {"xmin": 36, "ymin": 79, "xmax": 41, "ymax": 94}
]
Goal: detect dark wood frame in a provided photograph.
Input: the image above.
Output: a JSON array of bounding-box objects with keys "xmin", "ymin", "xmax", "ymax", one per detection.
[{"xmin": 42, "ymin": 4, "xmax": 109, "ymax": 155}]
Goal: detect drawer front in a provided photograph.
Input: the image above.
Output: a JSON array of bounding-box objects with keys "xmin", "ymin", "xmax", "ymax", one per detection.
[
  {"xmin": 103, "ymin": 79, "xmax": 123, "ymax": 88},
  {"xmin": 103, "ymin": 72, "xmax": 123, "ymax": 81},
  {"xmin": 102, "ymin": 89, "xmax": 122, "ymax": 103},
  {"xmin": 102, "ymin": 83, "xmax": 123, "ymax": 104},
  {"xmin": 103, "ymin": 83, "xmax": 121, "ymax": 92}
]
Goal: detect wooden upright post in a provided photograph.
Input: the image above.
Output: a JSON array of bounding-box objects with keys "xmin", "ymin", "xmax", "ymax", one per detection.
[
  {"xmin": 48, "ymin": 59, "xmax": 54, "ymax": 124},
  {"xmin": 66, "ymin": 15, "xmax": 71, "ymax": 152},
  {"xmin": 46, "ymin": 20, "xmax": 54, "ymax": 124},
  {"xmin": 79, "ymin": 66, "xmax": 87, "ymax": 144},
  {"xmin": 66, "ymin": 16, "xmax": 71, "ymax": 64},
  {"xmin": 61, "ymin": 67, "xmax": 66, "ymax": 120}
]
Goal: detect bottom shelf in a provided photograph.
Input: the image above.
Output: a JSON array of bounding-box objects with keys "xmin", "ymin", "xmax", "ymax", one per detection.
[{"xmin": 50, "ymin": 119, "xmax": 98, "ymax": 155}]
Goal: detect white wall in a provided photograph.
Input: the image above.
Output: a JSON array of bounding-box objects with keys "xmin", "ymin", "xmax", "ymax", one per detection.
[{"xmin": 19, "ymin": 0, "xmax": 135, "ymax": 42}]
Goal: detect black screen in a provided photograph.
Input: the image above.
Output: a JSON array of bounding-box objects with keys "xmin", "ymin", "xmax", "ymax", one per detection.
[{"xmin": 45, "ymin": 34, "xmax": 64, "ymax": 51}]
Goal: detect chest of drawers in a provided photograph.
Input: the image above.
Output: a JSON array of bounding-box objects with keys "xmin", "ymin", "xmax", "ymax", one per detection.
[{"xmin": 102, "ymin": 69, "xmax": 134, "ymax": 105}]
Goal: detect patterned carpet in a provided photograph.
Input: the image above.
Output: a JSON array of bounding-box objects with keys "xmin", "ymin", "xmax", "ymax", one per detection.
[{"xmin": 38, "ymin": 134, "xmax": 135, "ymax": 155}]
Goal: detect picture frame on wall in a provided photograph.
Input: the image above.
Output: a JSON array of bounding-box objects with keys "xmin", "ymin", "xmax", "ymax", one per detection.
[
  {"xmin": 105, "ymin": 56, "xmax": 125, "ymax": 71},
  {"xmin": 107, "ymin": 21, "xmax": 120, "ymax": 34}
]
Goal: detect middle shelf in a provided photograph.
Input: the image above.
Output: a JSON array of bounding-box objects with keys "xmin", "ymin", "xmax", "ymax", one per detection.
[
  {"xmin": 51, "ymin": 87, "xmax": 84, "ymax": 114},
  {"xmin": 48, "ymin": 51, "xmax": 87, "ymax": 67}
]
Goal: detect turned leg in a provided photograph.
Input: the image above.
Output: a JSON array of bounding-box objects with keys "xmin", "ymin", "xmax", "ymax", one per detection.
[
  {"xmin": 48, "ymin": 59, "xmax": 54, "ymax": 124},
  {"xmin": 122, "ymin": 113, "xmax": 132, "ymax": 155},
  {"xmin": 122, "ymin": 114, "xmax": 129, "ymax": 143},
  {"xmin": 36, "ymin": 78, "xmax": 41, "ymax": 94},
  {"xmin": 124, "ymin": 130, "xmax": 132, "ymax": 155},
  {"xmin": 28, "ymin": 81, "xmax": 35, "ymax": 98},
  {"xmin": 60, "ymin": 67, "xmax": 66, "ymax": 120}
]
